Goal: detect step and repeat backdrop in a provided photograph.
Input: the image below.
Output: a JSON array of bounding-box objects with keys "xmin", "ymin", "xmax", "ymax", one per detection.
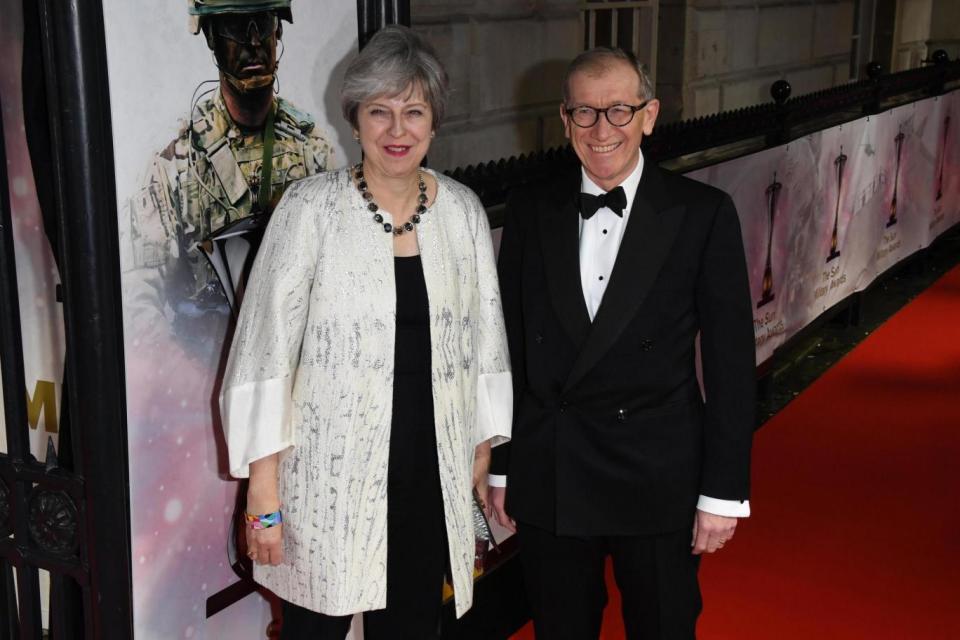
[{"xmin": 687, "ymin": 93, "xmax": 959, "ymax": 364}]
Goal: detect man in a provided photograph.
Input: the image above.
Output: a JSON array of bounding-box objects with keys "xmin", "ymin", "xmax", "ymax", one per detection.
[
  {"xmin": 124, "ymin": 0, "xmax": 333, "ymax": 340},
  {"xmin": 489, "ymin": 48, "xmax": 756, "ymax": 639}
]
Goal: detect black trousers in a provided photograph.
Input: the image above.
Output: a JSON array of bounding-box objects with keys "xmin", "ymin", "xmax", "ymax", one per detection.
[{"xmin": 517, "ymin": 521, "xmax": 702, "ymax": 640}]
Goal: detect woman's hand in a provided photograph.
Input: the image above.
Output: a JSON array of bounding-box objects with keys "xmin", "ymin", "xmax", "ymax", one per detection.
[
  {"xmin": 246, "ymin": 455, "xmax": 284, "ymax": 566},
  {"xmin": 472, "ymin": 440, "xmax": 492, "ymax": 511}
]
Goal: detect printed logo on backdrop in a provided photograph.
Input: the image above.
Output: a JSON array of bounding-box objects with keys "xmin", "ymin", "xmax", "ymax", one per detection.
[
  {"xmin": 810, "ymin": 120, "xmax": 871, "ymax": 315},
  {"xmin": 930, "ymin": 96, "xmax": 953, "ymax": 234},
  {"xmin": 753, "ymin": 169, "xmax": 786, "ymax": 353},
  {"xmin": 744, "ymin": 142, "xmax": 818, "ymax": 361},
  {"xmin": 814, "ymin": 144, "xmax": 852, "ymax": 310}
]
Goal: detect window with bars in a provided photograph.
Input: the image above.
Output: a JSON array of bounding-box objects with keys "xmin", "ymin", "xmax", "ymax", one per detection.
[{"xmin": 581, "ymin": 0, "xmax": 659, "ymax": 85}]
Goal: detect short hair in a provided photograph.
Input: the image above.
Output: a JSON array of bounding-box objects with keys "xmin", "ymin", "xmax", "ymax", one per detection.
[
  {"xmin": 341, "ymin": 25, "xmax": 450, "ymax": 130},
  {"xmin": 561, "ymin": 47, "xmax": 654, "ymax": 106}
]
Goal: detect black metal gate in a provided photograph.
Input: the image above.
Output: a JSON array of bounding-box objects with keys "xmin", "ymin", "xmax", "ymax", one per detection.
[{"xmin": 0, "ymin": 1, "xmax": 132, "ymax": 638}]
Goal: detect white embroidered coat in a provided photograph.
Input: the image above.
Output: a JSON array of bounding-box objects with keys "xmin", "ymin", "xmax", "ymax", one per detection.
[{"xmin": 220, "ymin": 167, "xmax": 512, "ymax": 618}]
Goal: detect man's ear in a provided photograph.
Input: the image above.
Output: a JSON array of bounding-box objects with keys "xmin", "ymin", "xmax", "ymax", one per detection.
[
  {"xmin": 559, "ymin": 103, "xmax": 571, "ymax": 140},
  {"xmin": 641, "ymin": 99, "xmax": 661, "ymax": 136}
]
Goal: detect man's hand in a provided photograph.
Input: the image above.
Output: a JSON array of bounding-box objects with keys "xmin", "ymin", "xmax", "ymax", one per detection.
[
  {"xmin": 488, "ymin": 486, "xmax": 516, "ymax": 533},
  {"xmin": 691, "ymin": 509, "xmax": 737, "ymax": 555}
]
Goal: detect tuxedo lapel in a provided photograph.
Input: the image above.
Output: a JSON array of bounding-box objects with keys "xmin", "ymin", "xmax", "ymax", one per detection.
[
  {"xmin": 564, "ymin": 165, "xmax": 687, "ymax": 392},
  {"xmin": 540, "ymin": 182, "xmax": 591, "ymax": 349}
]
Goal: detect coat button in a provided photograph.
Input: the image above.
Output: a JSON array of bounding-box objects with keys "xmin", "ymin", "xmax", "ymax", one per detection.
[
  {"xmin": 535, "ymin": 333, "xmax": 544, "ymax": 344},
  {"xmin": 559, "ymin": 398, "xmax": 568, "ymax": 413},
  {"xmin": 617, "ymin": 409, "xmax": 627, "ymax": 422},
  {"xmin": 640, "ymin": 339, "xmax": 654, "ymax": 351}
]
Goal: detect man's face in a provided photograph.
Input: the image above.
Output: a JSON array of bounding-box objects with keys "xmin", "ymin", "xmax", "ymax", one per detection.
[
  {"xmin": 208, "ymin": 12, "xmax": 281, "ymax": 91},
  {"xmin": 560, "ymin": 60, "xmax": 659, "ymax": 191}
]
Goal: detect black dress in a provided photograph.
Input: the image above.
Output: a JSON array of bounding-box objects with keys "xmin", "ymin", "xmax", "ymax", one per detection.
[{"xmin": 281, "ymin": 255, "xmax": 448, "ymax": 640}]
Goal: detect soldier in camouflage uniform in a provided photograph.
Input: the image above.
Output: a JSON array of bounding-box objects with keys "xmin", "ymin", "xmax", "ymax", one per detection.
[{"xmin": 125, "ymin": 0, "xmax": 333, "ymax": 340}]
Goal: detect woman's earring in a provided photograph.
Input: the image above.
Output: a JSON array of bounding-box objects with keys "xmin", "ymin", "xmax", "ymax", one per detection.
[
  {"xmin": 431, "ymin": 130, "xmax": 436, "ymax": 138},
  {"xmin": 353, "ymin": 131, "xmax": 360, "ymax": 141}
]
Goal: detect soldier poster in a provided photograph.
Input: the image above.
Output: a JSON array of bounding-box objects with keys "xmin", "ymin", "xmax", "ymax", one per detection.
[{"xmin": 102, "ymin": 2, "xmax": 358, "ymax": 637}]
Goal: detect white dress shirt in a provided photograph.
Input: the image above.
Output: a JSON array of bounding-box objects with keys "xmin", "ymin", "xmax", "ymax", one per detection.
[{"xmin": 491, "ymin": 152, "xmax": 749, "ymax": 519}]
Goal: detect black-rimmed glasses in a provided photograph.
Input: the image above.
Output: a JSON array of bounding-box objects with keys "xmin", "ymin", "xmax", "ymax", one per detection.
[{"xmin": 564, "ymin": 100, "xmax": 650, "ymax": 128}]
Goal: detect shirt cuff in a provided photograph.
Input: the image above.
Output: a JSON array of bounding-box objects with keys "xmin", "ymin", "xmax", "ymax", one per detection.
[
  {"xmin": 221, "ymin": 377, "xmax": 294, "ymax": 478},
  {"xmin": 487, "ymin": 474, "xmax": 507, "ymax": 488},
  {"xmin": 697, "ymin": 495, "xmax": 750, "ymax": 518},
  {"xmin": 476, "ymin": 371, "xmax": 513, "ymax": 448}
]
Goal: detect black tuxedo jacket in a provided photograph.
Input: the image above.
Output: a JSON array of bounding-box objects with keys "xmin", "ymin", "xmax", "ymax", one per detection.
[{"xmin": 491, "ymin": 163, "xmax": 756, "ymax": 537}]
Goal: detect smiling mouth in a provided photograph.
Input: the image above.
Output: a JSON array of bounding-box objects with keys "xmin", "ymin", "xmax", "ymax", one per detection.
[
  {"xmin": 589, "ymin": 142, "xmax": 621, "ymax": 153},
  {"xmin": 384, "ymin": 145, "xmax": 411, "ymax": 156}
]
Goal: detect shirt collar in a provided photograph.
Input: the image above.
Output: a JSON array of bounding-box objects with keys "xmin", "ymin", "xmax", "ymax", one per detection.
[{"xmin": 580, "ymin": 150, "xmax": 645, "ymax": 213}]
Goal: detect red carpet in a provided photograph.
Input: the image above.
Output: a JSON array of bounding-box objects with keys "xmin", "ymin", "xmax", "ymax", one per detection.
[{"xmin": 513, "ymin": 264, "xmax": 960, "ymax": 639}]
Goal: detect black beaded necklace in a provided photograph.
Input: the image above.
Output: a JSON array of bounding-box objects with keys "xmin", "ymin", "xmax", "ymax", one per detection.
[{"xmin": 353, "ymin": 163, "xmax": 428, "ymax": 236}]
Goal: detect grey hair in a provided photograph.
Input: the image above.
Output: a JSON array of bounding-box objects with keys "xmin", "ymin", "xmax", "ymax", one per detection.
[
  {"xmin": 341, "ymin": 25, "xmax": 449, "ymax": 130},
  {"xmin": 561, "ymin": 47, "xmax": 655, "ymax": 106}
]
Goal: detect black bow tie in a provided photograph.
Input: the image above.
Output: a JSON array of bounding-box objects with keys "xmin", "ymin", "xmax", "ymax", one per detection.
[{"xmin": 579, "ymin": 186, "xmax": 627, "ymax": 219}]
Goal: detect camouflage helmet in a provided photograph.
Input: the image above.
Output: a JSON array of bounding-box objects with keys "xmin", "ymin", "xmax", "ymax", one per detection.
[{"xmin": 188, "ymin": 0, "xmax": 293, "ymax": 35}]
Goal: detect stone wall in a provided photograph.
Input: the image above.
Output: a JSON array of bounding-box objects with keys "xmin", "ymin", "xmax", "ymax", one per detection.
[
  {"xmin": 411, "ymin": 0, "xmax": 871, "ymax": 168},
  {"xmin": 408, "ymin": 0, "xmax": 960, "ymax": 169},
  {"xmin": 412, "ymin": 0, "xmax": 580, "ymax": 171},
  {"xmin": 675, "ymin": 0, "xmax": 855, "ymax": 120},
  {"xmin": 893, "ymin": 0, "xmax": 932, "ymax": 70},
  {"xmin": 927, "ymin": 0, "xmax": 960, "ymax": 60},
  {"xmin": 892, "ymin": 0, "xmax": 960, "ymax": 71}
]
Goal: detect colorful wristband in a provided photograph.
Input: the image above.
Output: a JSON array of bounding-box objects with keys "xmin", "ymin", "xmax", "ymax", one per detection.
[{"xmin": 245, "ymin": 510, "xmax": 282, "ymax": 530}]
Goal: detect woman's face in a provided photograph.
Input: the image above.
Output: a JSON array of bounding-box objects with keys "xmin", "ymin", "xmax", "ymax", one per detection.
[{"xmin": 356, "ymin": 84, "xmax": 433, "ymax": 181}]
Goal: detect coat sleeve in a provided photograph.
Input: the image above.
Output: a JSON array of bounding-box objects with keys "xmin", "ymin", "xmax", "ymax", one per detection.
[
  {"xmin": 696, "ymin": 193, "xmax": 756, "ymax": 500},
  {"xmin": 219, "ymin": 179, "xmax": 321, "ymax": 478},
  {"xmin": 489, "ymin": 188, "xmax": 528, "ymax": 475},
  {"xmin": 468, "ymin": 191, "xmax": 513, "ymax": 449}
]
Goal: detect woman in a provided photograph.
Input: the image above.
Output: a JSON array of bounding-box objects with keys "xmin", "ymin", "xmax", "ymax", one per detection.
[{"xmin": 219, "ymin": 25, "xmax": 512, "ymax": 639}]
